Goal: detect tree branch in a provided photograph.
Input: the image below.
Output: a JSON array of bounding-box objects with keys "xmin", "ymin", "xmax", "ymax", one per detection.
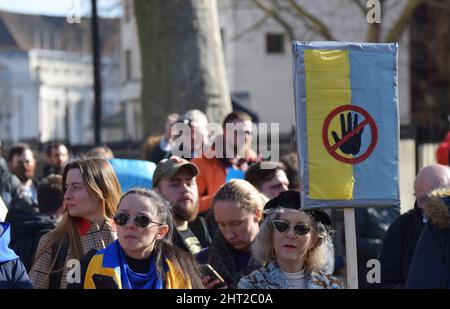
[
  {"xmin": 286, "ymin": 0, "xmax": 335, "ymax": 40},
  {"xmin": 251, "ymin": 0, "xmax": 295, "ymax": 41},
  {"xmin": 383, "ymin": 0, "xmax": 426, "ymax": 42},
  {"xmin": 351, "ymin": 0, "xmax": 366, "ymax": 14},
  {"xmin": 232, "ymin": 14, "xmax": 270, "ymax": 41}
]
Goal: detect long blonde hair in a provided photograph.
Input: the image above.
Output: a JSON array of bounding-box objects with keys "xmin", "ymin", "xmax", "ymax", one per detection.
[{"xmin": 35, "ymin": 158, "xmax": 121, "ymax": 272}]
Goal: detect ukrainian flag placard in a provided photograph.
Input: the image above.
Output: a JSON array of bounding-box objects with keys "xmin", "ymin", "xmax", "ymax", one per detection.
[{"xmin": 292, "ymin": 42, "xmax": 400, "ymax": 209}]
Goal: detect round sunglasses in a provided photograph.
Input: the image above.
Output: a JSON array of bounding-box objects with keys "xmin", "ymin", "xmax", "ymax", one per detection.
[
  {"xmin": 113, "ymin": 212, "xmax": 162, "ymax": 229},
  {"xmin": 272, "ymin": 219, "xmax": 311, "ymax": 236}
]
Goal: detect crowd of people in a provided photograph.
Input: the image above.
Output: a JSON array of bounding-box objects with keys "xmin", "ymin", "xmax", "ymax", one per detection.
[{"xmin": 0, "ymin": 110, "xmax": 449, "ymax": 289}]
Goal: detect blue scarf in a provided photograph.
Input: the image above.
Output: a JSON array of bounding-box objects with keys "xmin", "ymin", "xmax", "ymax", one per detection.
[{"xmin": 116, "ymin": 242, "xmax": 163, "ymax": 289}]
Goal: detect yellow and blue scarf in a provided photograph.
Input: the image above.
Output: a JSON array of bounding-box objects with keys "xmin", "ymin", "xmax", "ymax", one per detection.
[{"xmin": 84, "ymin": 240, "xmax": 191, "ymax": 289}]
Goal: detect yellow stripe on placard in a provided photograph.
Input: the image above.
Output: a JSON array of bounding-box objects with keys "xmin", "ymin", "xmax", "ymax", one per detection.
[{"xmin": 304, "ymin": 50, "xmax": 354, "ymax": 199}]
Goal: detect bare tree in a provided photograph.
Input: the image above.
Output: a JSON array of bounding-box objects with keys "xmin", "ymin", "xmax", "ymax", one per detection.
[
  {"xmin": 134, "ymin": 0, "xmax": 232, "ymax": 137},
  {"xmin": 249, "ymin": 0, "xmax": 427, "ymax": 42}
]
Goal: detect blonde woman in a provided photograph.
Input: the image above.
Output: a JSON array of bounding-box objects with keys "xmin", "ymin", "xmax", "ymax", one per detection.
[
  {"xmin": 202, "ymin": 179, "xmax": 267, "ymax": 288},
  {"xmin": 238, "ymin": 190, "xmax": 343, "ymax": 289},
  {"xmin": 29, "ymin": 158, "xmax": 121, "ymax": 289}
]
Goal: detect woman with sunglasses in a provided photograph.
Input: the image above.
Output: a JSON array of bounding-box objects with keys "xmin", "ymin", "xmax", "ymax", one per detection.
[
  {"xmin": 238, "ymin": 190, "xmax": 343, "ymax": 289},
  {"xmin": 83, "ymin": 188, "xmax": 204, "ymax": 289},
  {"xmin": 29, "ymin": 158, "xmax": 121, "ymax": 289}
]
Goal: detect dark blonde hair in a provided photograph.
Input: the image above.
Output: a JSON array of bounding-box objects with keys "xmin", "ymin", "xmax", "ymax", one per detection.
[
  {"xmin": 35, "ymin": 158, "xmax": 121, "ymax": 274},
  {"xmin": 213, "ymin": 179, "xmax": 267, "ymax": 214}
]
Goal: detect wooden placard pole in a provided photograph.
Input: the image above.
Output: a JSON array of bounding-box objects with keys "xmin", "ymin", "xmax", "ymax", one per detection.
[{"xmin": 344, "ymin": 208, "xmax": 358, "ymax": 289}]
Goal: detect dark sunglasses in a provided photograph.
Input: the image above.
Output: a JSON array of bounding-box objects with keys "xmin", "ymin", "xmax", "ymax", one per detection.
[
  {"xmin": 113, "ymin": 212, "xmax": 161, "ymax": 229},
  {"xmin": 272, "ymin": 219, "xmax": 311, "ymax": 236}
]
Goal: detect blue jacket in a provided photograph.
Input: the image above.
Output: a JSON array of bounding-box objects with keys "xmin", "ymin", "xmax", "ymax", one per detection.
[
  {"xmin": 237, "ymin": 261, "xmax": 343, "ymax": 289},
  {"xmin": 0, "ymin": 222, "xmax": 33, "ymax": 289}
]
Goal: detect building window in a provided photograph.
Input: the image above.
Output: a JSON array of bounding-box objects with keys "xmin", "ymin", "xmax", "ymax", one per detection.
[
  {"xmin": 266, "ymin": 33, "xmax": 284, "ymax": 54},
  {"xmin": 220, "ymin": 28, "xmax": 225, "ymax": 51},
  {"xmin": 126, "ymin": 49, "xmax": 132, "ymax": 81}
]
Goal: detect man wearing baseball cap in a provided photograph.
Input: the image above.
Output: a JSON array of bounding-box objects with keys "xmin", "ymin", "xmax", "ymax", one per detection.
[{"xmin": 153, "ymin": 156, "xmax": 211, "ymax": 255}]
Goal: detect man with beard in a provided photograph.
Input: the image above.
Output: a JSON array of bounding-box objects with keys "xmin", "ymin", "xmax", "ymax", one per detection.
[
  {"xmin": 42, "ymin": 142, "xmax": 69, "ymax": 177},
  {"xmin": 153, "ymin": 156, "xmax": 211, "ymax": 255},
  {"xmin": 7, "ymin": 143, "xmax": 38, "ymax": 205}
]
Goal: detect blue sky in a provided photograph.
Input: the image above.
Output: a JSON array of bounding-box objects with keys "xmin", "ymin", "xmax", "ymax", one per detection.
[{"xmin": 0, "ymin": 0, "xmax": 121, "ymax": 17}]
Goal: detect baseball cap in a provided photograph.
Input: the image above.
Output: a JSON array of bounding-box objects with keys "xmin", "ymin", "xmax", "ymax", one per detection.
[{"xmin": 153, "ymin": 156, "xmax": 199, "ymax": 187}]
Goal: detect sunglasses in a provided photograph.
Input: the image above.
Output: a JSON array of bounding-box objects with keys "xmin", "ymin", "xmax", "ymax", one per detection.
[
  {"xmin": 113, "ymin": 212, "xmax": 161, "ymax": 229},
  {"xmin": 272, "ymin": 219, "xmax": 311, "ymax": 236}
]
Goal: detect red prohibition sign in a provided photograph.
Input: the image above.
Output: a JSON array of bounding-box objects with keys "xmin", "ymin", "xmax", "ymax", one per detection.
[{"xmin": 322, "ymin": 105, "xmax": 378, "ymax": 164}]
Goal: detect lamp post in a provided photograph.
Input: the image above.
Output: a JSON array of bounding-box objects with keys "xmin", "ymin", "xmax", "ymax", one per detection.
[
  {"xmin": 64, "ymin": 88, "xmax": 70, "ymax": 146},
  {"xmin": 91, "ymin": 0, "xmax": 102, "ymax": 146}
]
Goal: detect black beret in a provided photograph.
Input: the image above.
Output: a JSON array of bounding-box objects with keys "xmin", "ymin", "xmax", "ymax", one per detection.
[{"xmin": 264, "ymin": 190, "xmax": 333, "ymax": 228}]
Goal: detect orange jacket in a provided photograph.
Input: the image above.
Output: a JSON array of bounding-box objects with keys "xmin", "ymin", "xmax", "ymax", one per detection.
[{"xmin": 191, "ymin": 157, "xmax": 227, "ymax": 214}]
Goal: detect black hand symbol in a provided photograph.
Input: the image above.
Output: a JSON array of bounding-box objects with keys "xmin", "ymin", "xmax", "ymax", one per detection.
[{"xmin": 331, "ymin": 112, "xmax": 364, "ymax": 155}]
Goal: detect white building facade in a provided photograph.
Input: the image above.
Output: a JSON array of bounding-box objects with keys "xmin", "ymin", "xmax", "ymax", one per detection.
[
  {"xmin": 0, "ymin": 51, "xmax": 39, "ymax": 142},
  {"xmin": 0, "ymin": 10, "xmax": 121, "ymax": 145}
]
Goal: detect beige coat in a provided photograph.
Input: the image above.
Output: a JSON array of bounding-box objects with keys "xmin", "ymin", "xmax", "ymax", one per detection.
[{"xmin": 29, "ymin": 221, "xmax": 116, "ymax": 289}]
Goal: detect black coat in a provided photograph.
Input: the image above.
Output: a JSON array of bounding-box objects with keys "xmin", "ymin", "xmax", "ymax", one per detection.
[
  {"xmin": 406, "ymin": 195, "xmax": 450, "ymax": 288},
  {"xmin": 205, "ymin": 232, "xmax": 261, "ymax": 288},
  {"xmin": 147, "ymin": 142, "xmax": 170, "ymax": 164},
  {"xmin": 406, "ymin": 223, "xmax": 450, "ymax": 288},
  {"xmin": 6, "ymin": 207, "xmax": 57, "ymax": 272},
  {"xmin": 355, "ymin": 206, "xmax": 399, "ymax": 288},
  {"xmin": 378, "ymin": 204, "xmax": 425, "ymax": 288}
]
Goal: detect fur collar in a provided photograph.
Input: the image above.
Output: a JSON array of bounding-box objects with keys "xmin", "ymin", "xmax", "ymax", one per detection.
[{"xmin": 422, "ymin": 191, "xmax": 450, "ymax": 230}]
